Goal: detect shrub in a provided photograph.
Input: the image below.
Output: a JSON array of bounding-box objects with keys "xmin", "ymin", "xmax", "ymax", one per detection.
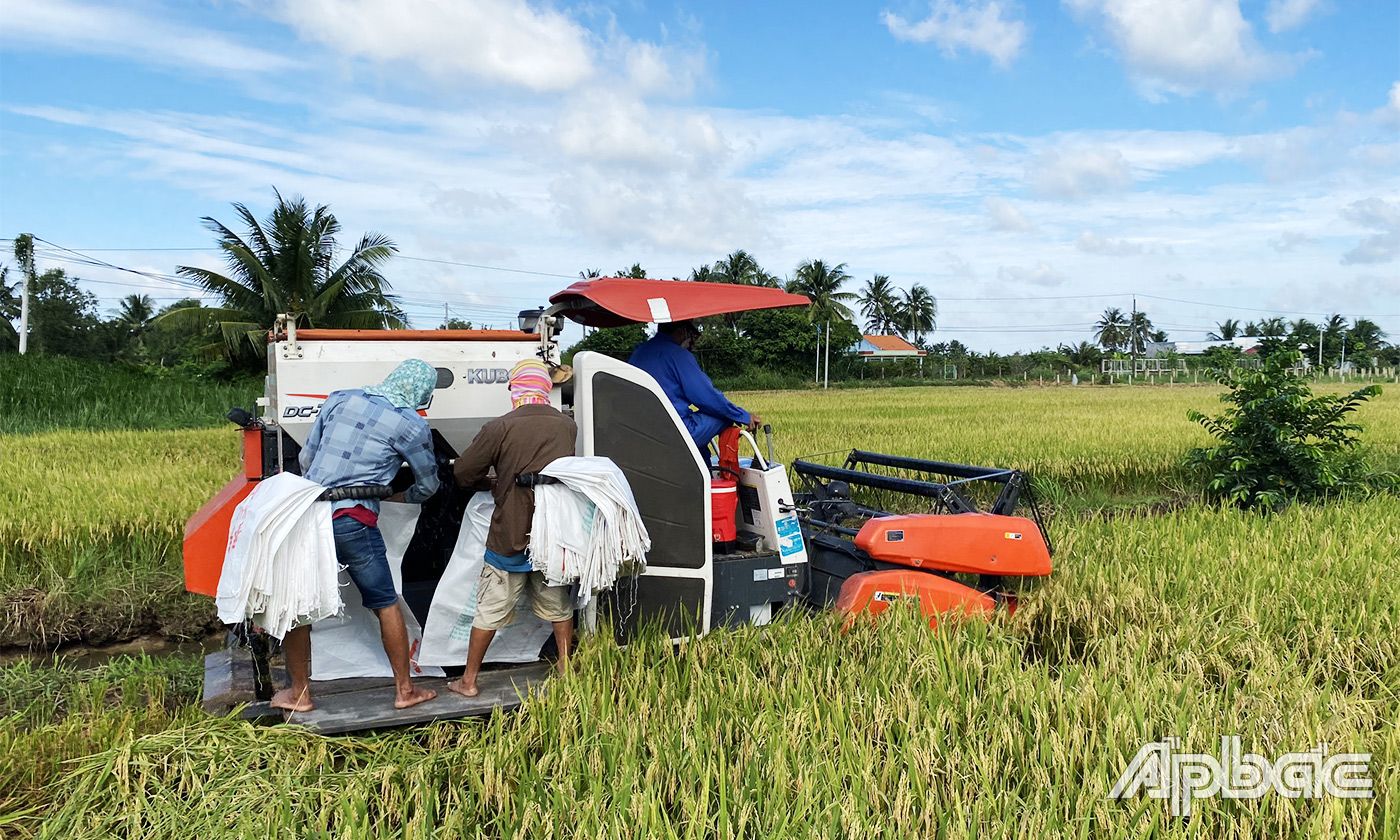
[{"xmin": 1185, "ymin": 350, "xmax": 1394, "ymax": 510}]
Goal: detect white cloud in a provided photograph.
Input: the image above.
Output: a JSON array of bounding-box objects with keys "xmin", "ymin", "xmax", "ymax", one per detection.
[
  {"xmin": 1076, "ymin": 229, "xmax": 1143, "ymax": 256},
  {"xmin": 882, "ymin": 1, "xmax": 1028, "ymax": 68},
  {"xmin": 1339, "ymin": 197, "xmax": 1400, "ymax": 264},
  {"xmin": 270, "ymin": 0, "xmax": 597, "ymax": 92},
  {"xmin": 985, "ymin": 197, "xmax": 1035, "ymax": 231},
  {"xmin": 1265, "ymin": 0, "xmax": 1325, "ymax": 33},
  {"xmin": 1268, "ymin": 230, "xmax": 1314, "ymax": 252},
  {"xmin": 1, "ymin": 0, "xmax": 298, "ymax": 75},
  {"xmin": 1063, "ymin": 0, "xmax": 1297, "ymax": 99},
  {"xmin": 1030, "ymin": 147, "xmax": 1134, "ymax": 197},
  {"xmin": 997, "ymin": 261, "xmax": 1065, "ymax": 286}
]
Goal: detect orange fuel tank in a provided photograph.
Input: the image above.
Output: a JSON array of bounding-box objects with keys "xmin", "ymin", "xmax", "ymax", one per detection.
[{"xmin": 854, "ymin": 512, "xmax": 1051, "ymax": 577}]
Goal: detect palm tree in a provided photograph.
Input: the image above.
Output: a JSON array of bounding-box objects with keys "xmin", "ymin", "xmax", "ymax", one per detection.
[
  {"xmin": 1289, "ymin": 318, "xmax": 1317, "ymax": 339},
  {"xmin": 787, "ymin": 259, "xmax": 856, "ymax": 325},
  {"xmin": 1257, "ymin": 317, "xmax": 1287, "ymax": 337},
  {"xmin": 687, "ymin": 264, "xmax": 716, "ymax": 283},
  {"xmin": 164, "ymin": 190, "xmax": 404, "ymax": 362},
  {"xmin": 1349, "ymin": 318, "xmax": 1386, "ymax": 352},
  {"xmin": 714, "ymin": 250, "xmax": 778, "ymax": 287},
  {"xmin": 900, "ymin": 284, "xmax": 938, "ymax": 343},
  {"xmin": 113, "ymin": 293, "xmax": 155, "ymax": 360},
  {"xmin": 1094, "ymin": 307, "xmax": 1129, "ymax": 352},
  {"xmin": 1208, "ymin": 319, "xmax": 1240, "ymax": 340},
  {"xmin": 856, "ymin": 274, "xmax": 901, "ymax": 334},
  {"xmin": 1128, "ymin": 311, "xmax": 1156, "ymax": 355}
]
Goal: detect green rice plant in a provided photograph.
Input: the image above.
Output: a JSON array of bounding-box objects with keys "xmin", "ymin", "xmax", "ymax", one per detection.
[
  {"xmin": 739, "ymin": 384, "xmax": 1399, "ymax": 503},
  {"xmin": 0, "ymin": 428, "xmax": 239, "ymax": 647},
  {"xmin": 0, "ymin": 354, "xmax": 258, "ymax": 434},
  {"xmin": 23, "ymin": 497, "xmax": 1400, "ymax": 839}
]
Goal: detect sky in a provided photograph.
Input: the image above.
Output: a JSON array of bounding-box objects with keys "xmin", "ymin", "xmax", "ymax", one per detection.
[{"xmin": 1, "ymin": 0, "xmax": 1397, "ymax": 351}]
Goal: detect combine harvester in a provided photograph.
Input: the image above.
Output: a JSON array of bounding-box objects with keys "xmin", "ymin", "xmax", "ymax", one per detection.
[{"xmin": 184, "ymin": 277, "xmax": 1051, "ymax": 732}]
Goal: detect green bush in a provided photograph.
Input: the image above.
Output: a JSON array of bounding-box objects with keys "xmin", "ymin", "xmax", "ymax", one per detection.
[{"xmin": 1185, "ymin": 350, "xmax": 1394, "ymax": 510}]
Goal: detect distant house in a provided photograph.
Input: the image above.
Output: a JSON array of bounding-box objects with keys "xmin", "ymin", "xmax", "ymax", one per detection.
[
  {"xmin": 857, "ymin": 334, "xmax": 927, "ymax": 359},
  {"xmin": 1145, "ymin": 337, "xmax": 1278, "ymax": 357}
]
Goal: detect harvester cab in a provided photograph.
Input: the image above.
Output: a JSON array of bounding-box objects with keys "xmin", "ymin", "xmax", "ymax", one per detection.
[{"xmin": 184, "ymin": 277, "xmax": 815, "ymax": 731}]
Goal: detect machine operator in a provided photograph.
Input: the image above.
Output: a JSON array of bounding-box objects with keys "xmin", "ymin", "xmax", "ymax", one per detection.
[{"xmin": 628, "ymin": 319, "xmax": 762, "ymax": 456}]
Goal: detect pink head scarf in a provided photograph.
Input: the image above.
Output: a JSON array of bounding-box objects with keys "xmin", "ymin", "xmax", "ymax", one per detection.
[{"xmin": 509, "ymin": 358, "xmax": 552, "ymax": 408}]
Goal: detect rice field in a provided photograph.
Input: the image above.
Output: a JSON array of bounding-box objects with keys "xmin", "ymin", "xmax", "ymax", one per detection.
[{"xmin": 2, "ymin": 383, "xmax": 1398, "ymax": 837}]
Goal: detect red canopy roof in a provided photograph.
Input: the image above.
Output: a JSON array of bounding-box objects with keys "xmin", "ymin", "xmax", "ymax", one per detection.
[{"xmin": 548, "ymin": 278, "xmax": 811, "ymax": 328}]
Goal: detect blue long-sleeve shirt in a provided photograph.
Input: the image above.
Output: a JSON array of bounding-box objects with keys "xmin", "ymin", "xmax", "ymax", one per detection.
[
  {"xmin": 298, "ymin": 389, "xmax": 440, "ymax": 515},
  {"xmin": 628, "ymin": 333, "xmax": 751, "ymax": 427}
]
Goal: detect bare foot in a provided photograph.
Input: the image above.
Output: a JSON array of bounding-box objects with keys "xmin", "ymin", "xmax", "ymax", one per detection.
[
  {"xmin": 394, "ymin": 685, "xmax": 437, "ymax": 709},
  {"xmin": 270, "ymin": 687, "xmax": 314, "ymax": 713},
  {"xmin": 445, "ymin": 678, "xmax": 479, "ymax": 698}
]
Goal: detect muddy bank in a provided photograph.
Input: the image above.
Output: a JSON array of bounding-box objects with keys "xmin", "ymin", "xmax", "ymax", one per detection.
[{"xmin": 0, "ymin": 586, "xmax": 221, "ymax": 651}]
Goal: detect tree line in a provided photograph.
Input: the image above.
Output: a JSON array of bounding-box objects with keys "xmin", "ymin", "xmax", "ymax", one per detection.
[{"xmin": 4, "ymin": 191, "xmax": 1395, "ymax": 382}]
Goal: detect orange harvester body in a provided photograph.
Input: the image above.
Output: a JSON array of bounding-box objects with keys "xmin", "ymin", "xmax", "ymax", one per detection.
[{"xmin": 832, "ymin": 512, "xmax": 1052, "ymax": 627}]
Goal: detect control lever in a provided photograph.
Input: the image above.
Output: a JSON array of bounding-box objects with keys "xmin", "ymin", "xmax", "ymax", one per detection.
[{"xmin": 764, "ymin": 424, "xmax": 774, "ymax": 466}]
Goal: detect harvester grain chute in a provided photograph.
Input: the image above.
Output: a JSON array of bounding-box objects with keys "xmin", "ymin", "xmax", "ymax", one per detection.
[{"xmin": 183, "ymin": 277, "xmax": 1052, "ymax": 732}]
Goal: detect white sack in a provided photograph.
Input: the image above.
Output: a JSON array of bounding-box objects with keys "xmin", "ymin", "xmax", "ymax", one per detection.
[
  {"xmin": 216, "ymin": 472, "xmax": 341, "ymax": 640},
  {"xmin": 531, "ymin": 456, "xmax": 650, "ymax": 608},
  {"xmin": 418, "ymin": 492, "xmax": 554, "ymax": 666},
  {"xmin": 308, "ymin": 502, "xmax": 445, "ymax": 681}
]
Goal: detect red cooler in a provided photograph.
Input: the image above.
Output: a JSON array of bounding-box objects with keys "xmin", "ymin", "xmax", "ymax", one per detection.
[{"xmin": 711, "ymin": 477, "xmax": 738, "ymax": 550}]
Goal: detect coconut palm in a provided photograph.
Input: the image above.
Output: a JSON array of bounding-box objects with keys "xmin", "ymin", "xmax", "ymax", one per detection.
[
  {"xmin": 714, "ymin": 250, "xmax": 778, "ymax": 287},
  {"xmin": 787, "ymin": 259, "xmax": 856, "ymax": 325},
  {"xmin": 688, "ymin": 264, "xmax": 716, "ymax": 283},
  {"xmin": 900, "ymin": 283, "xmax": 938, "ymax": 343},
  {"xmin": 163, "ymin": 190, "xmax": 404, "ymax": 362},
  {"xmin": 1208, "ymin": 319, "xmax": 1241, "ymax": 340},
  {"xmin": 857, "ymin": 274, "xmax": 901, "ymax": 334},
  {"xmin": 1128, "ymin": 311, "xmax": 1157, "ymax": 355},
  {"xmin": 1094, "ymin": 307, "xmax": 1129, "ymax": 352}
]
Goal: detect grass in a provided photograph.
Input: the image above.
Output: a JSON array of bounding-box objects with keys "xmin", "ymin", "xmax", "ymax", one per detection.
[
  {"xmin": 11, "ymin": 499, "xmax": 1399, "ymax": 838},
  {"xmin": 0, "ymin": 428, "xmax": 240, "ymax": 647},
  {"xmin": 739, "ymin": 383, "xmax": 1400, "ymax": 501},
  {"xmin": 0, "ymin": 354, "xmax": 258, "ymax": 434},
  {"xmin": 2, "ymin": 380, "xmax": 1398, "ymax": 836}
]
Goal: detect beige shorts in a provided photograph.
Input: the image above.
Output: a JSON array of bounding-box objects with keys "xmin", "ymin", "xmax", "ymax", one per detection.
[{"xmin": 475, "ymin": 564, "xmax": 574, "ymax": 630}]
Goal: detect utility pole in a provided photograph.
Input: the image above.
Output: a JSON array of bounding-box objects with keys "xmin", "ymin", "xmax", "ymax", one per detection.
[
  {"xmin": 814, "ymin": 323, "xmax": 821, "ymax": 383},
  {"xmin": 1130, "ymin": 295, "xmax": 1137, "ymax": 382},
  {"xmin": 823, "ymin": 319, "xmax": 830, "ymax": 390},
  {"xmin": 1340, "ymin": 330, "xmax": 1348, "ymax": 374},
  {"xmin": 443, "ymin": 303, "xmax": 449, "ymax": 329},
  {"xmin": 15, "ymin": 233, "xmax": 33, "ymax": 355},
  {"xmin": 1318, "ymin": 329, "xmax": 1324, "ymax": 370}
]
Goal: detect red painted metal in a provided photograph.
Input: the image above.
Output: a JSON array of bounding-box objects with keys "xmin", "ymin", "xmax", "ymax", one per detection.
[
  {"xmin": 548, "ymin": 278, "xmax": 811, "ymax": 328},
  {"xmin": 854, "ymin": 512, "xmax": 1052, "ymax": 577}
]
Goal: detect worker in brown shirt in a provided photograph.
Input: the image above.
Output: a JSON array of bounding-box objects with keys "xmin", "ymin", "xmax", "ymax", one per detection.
[{"xmin": 448, "ymin": 358, "xmax": 578, "ymax": 697}]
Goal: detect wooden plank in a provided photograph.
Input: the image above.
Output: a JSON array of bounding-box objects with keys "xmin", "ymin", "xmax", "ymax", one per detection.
[{"xmin": 277, "ymin": 662, "xmax": 551, "ymax": 734}]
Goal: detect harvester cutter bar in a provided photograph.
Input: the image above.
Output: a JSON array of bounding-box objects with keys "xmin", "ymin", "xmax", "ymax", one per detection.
[{"xmin": 793, "ymin": 450, "xmax": 1052, "ymax": 555}]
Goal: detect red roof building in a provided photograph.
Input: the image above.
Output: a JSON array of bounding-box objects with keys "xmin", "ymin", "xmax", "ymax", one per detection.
[{"xmin": 857, "ymin": 335, "xmax": 927, "ymax": 358}]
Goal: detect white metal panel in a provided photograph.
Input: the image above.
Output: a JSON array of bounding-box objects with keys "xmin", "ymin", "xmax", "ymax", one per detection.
[
  {"xmin": 266, "ymin": 337, "xmax": 559, "ymax": 452},
  {"xmin": 574, "ymin": 350, "xmax": 713, "ymax": 634}
]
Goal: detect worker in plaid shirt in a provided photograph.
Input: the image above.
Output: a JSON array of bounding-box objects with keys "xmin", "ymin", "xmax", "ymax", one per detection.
[{"xmin": 272, "ymin": 358, "xmax": 442, "ymax": 713}]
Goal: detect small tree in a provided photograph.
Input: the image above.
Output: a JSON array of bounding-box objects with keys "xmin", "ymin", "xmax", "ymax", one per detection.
[{"xmin": 1185, "ymin": 351, "xmax": 1393, "ymax": 511}]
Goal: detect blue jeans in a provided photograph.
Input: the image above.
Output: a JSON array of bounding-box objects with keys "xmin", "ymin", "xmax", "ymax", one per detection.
[
  {"xmin": 683, "ymin": 411, "xmax": 731, "ymax": 459},
  {"xmin": 332, "ymin": 517, "xmax": 399, "ymax": 610}
]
